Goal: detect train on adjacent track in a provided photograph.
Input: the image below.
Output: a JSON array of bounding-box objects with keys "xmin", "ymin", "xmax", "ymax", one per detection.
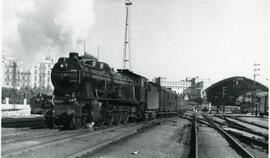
[{"xmin": 30, "ymin": 52, "xmax": 186, "ymax": 129}]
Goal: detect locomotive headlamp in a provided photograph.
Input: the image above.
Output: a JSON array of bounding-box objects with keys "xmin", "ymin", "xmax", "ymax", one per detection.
[{"xmin": 60, "ymin": 63, "xmax": 68, "ymax": 69}]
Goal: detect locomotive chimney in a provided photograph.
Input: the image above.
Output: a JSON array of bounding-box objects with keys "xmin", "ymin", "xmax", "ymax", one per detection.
[{"xmin": 69, "ymin": 52, "xmax": 79, "ymax": 59}]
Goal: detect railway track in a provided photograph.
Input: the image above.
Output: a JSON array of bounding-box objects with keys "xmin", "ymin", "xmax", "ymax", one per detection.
[
  {"xmin": 178, "ymin": 113, "xmax": 198, "ymax": 158},
  {"xmin": 2, "ymin": 119, "xmax": 163, "ymax": 158},
  {"xmin": 1, "ymin": 128, "xmax": 93, "ymax": 144},
  {"xmin": 225, "ymin": 129, "xmax": 268, "ymax": 150},
  {"xmin": 182, "ymin": 113, "xmax": 268, "ymax": 158},
  {"xmin": 228, "ymin": 116, "xmax": 268, "ymax": 129},
  {"xmin": 203, "ymin": 114, "xmax": 268, "ymax": 158},
  {"xmin": 215, "ymin": 115, "xmax": 268, "ymax": 139},
  {"xmin": 203, "ymin": 115, "xmax": 255, "ymax": 158}
]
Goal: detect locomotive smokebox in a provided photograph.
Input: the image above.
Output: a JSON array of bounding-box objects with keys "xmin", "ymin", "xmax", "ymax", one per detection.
[{"xmin": 69, "ymin": 52, "xmax": 79, "ymax": 59}]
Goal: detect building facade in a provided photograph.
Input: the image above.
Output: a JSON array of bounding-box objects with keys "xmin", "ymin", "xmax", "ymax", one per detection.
[
  {"xmin": 30, "ymin": 56, "xmax": 55, "ymax": 90},
  {"xmin": 2, "ymin": 54, "xmax": 31, "ymax": 89},
  {"xmin": 157, "ymin": 76, "xmax": 211, "ymax": 95},
  {"xmin": 2, "ymin": 54, "xmax": 55, "ymax": 91},
  {"xmin": 184, "ymin": 77, "xmax": 212, "ymax": 99},
  {"xmin": 158, "ymin": 77, "xmax": 192, "ymax": 94}
]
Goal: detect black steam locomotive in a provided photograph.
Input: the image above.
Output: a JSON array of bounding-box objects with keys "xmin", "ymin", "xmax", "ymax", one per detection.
[{"xmin": 30, "ymin": 52, "xmax": 186, "ymax": 128}]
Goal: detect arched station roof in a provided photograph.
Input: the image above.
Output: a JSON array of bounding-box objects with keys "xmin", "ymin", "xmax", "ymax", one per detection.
[{"xmin": 204, "ymin": 76, "xmax": 268, "ymax": 106}]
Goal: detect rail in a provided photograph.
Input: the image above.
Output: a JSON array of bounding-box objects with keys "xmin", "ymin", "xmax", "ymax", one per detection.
[
  {"xmin": 179, "ymin": 115, "xmax": 198, "ymax": 158},
  {"xmin": 203, "ymin": 115, "xmax": 255, "ymax": 158}
]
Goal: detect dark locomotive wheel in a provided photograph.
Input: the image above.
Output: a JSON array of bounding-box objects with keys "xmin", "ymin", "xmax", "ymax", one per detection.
[
  {"xmin": 71, "ymin": 117, "xmax": 82, "ymax": 129},
  {"xmin": 136, "ymin": 106, "xmax": 145, "ymax": 122},
  {"xmin": 44, "ymin": 116, "xmax": 54, "ymax": 129},
  {"xmin": 122, "ymin": 112, "xmax": 129, "ymax": 124},
  {"xmin": 145, "ymin": 113, "xmax": 149, "ymax": 121},
  {"xmin": 109, "ymin": 114, "xmax": 115, "ymax": 126},
  {"xmin": 85, "ymin": 103, "xmax": 93, "ymax": 123},
  {"xmin": 44, "ymin": 110, "xmax": 55, "ymax": 129},
  {"xmin": 115, "ymin": 112, "xmax": 122, "ymax": 125}
]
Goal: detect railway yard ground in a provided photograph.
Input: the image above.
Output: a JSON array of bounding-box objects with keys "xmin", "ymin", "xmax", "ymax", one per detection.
[{"xmin": 1, "ymin": 108, "xmax": 269, "ymax": 158}]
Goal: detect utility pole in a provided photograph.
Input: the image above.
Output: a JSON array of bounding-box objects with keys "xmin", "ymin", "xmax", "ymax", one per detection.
[
  {"xmin": 122, "ymin": 0, "xmax": 132, "ymax": 70},
  {"xmin": 253, "ymin": 63, "xmax": 260, "ymax": 117},
  {"xmin": 222, "ymin": 86, "xmax": 226, "ymax": 113},
  {"xmin": 12, "ymin": 62, "xmax": 17, "ymax": 110},
  {"xmin": 97, "ymin": 46, "xmax": 100, "ymax": 60},
  {"xmin": 84, "ymin": 42, "xmax": 86, "ymax": 56}
]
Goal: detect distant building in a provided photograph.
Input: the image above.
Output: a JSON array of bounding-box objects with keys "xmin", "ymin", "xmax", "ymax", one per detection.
[
  {"xmin": 189, "ymin": 76, "xmax": 212, "ymax": 90},
  {"xmin": 2, "ymin": 54, "xmax": 31, "ymax": 89},
  {"xmin": 156, "ymin": 76, "xmax": 212, "ymax": 96},
  {"xmin": 20, "ymin": 71, "xmax": 31, "ymax": 88},
  {"xmin": 30, "ymin": 56, "xmax": 55, "ymax": 90},
  {"xmin": 184, "ymin": 77, "xmax": 212, "ymax": 99},
  {"xmin": 158, "ymin": 77, "xmax": 191, "ymax": 94},
  {"xmin": 2, "ymin": 54, "xmax": 55, "ymax": 91}
]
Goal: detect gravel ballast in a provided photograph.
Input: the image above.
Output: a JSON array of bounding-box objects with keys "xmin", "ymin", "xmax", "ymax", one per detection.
[{"xmin": 88, "ymin": 118, "xmax": 192, "ymax": 158}]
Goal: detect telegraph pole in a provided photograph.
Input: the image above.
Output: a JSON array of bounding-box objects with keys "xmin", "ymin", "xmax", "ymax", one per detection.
[
  {"xmin": 222, "ymin": 86, "xmax": 226, "ymax": 113},
  {"xmin": 122, "ymin": 0, "xmax": 132, "ymax": 70},
  {"xmin": 84, "ymin": 42, "xmax": 86, "ymax": 56},
  {"xmin": 97, "ymin": 46, "xmax": 100, "ymax": 60},
  {"xmin": 253, "ymin": 63, "xmax": 260, "ymax": 117},
  {"xmin": 12, "ymin": 62, "xmax": 17, "ymax": 109}
]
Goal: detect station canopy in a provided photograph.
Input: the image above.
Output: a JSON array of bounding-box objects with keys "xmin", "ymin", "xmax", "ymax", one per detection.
[{"xmin": 204, "ymin": 76, "xmax": 268, "ymax": 106}]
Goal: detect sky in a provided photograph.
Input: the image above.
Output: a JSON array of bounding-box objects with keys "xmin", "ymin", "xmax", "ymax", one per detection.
[{"xmin": 2, "ymin": 0, "xmax": 269, "ymax": 85}]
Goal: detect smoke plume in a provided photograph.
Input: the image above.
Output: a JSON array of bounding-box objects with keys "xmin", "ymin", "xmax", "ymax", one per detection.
[{"xmin": 3, "ymin": 0, "xmax": 95, "ymax": 65}]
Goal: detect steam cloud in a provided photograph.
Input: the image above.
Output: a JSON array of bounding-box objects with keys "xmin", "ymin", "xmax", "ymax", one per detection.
[{"xmin": 3, "ymin": 0, "xmax": 95, "ymax": 65}]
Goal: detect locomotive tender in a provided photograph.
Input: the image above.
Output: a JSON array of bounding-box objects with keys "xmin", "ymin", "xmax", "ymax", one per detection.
[{"xmin": 30, "ymin": 52, "xmax": 185, "ymax": 128}]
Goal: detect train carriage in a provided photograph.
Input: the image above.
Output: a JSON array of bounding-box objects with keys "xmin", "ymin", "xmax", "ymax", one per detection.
[
  {"xmin": 158, "ymin": 87, "xmax": 166, "ymax": 116},
  {"xmin": 165, "ymin": 89, "xmax": 178, "ymax": 115}
]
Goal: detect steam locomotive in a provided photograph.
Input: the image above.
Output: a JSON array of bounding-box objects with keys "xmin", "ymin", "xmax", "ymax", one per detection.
[{"xmin": 30, "ymin": 52, "xmax": 186, "ymax": 129}]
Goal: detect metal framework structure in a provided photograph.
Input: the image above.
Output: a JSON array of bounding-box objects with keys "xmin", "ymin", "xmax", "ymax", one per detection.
[
  {"xmin": 204, "ymin": 76, "xmax": 268, "ymax": 107},
  {"xmin": 122, "ymin": 0, "xmax": 132, "ymax": 70}
]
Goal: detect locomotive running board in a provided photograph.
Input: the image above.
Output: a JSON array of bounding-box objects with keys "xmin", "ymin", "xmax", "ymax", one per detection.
[{"xmin": 89, "ymin": 98, "xmax": 139, "ymax": 105}]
